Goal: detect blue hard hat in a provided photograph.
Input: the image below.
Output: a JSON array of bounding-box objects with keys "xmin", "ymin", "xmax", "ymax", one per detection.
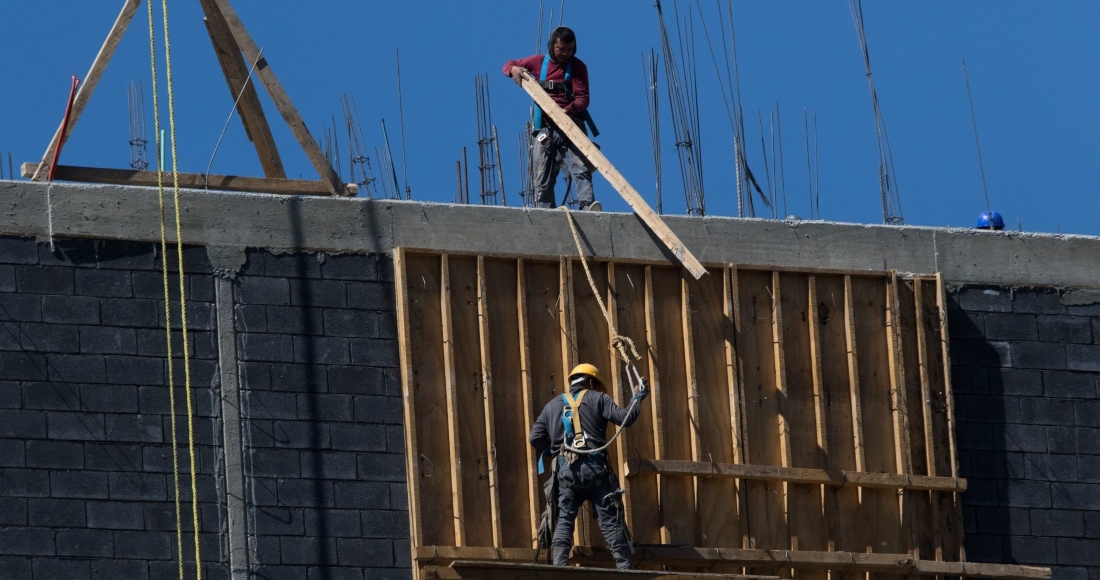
[{"xmin": 976, "ymin": 211, "xmax": 1005, "ymax": 230}]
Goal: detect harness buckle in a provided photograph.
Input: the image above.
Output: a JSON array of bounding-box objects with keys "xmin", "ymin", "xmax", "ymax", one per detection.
[{"xmin": 573, "ymin": 433, "xmax": 586, "ymax": 449}]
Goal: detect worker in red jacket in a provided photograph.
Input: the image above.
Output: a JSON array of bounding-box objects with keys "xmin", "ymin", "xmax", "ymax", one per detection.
[{"xmin": 503, "ymin": 26, "xmax": 601, "ymax": 211}]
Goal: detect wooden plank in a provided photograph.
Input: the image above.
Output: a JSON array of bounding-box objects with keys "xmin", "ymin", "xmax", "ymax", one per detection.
[
  {"xmin": 208, "ymin": 0, "xmax": 348, "ymax": 196},
  {"xmin": 516, "ymin": 74, "xmax": 705, "ymax": 279},
  {"xmin": 805, "ymin": 276, "xmax": 838, "ymax": 556},
  {"xmin": 31, "ymin": 0, "xmax": 142, "ymax": 181},
  {"xmin": 815, "ymin": 275, "xmax": 862, "ymax": 553},
  {"xmin": 476, "ymin": 257, "xmax": 503, "ymax": 547},
  {"xmin": 736, "ymin": 270, "xmax": 787, "ymax": 551},
  {"xmin": 394, "ymin": 248, "xmax": 424, "ymax": 580},
  {"xmin": 23, "ymin": 163, "xmax": 355, "ymax": 196},
  {"xmin": 440, "ymin": 255, "xmax": 468, "ymax": 545},
  {"xmin": 726, "ymin": 267, "xmax": 751, "ymax": 553},
  {"xmin": 515, "ymin": 260, "xmax": 542, "ymax": 545},
  {"xmin": 402, "ymin": 253, "xmax": 455, "ymax": 549},
  {"xmin": 685, "ymin": 269, "xmax": 741, "ymax": 550},
  {"xmin": 198, "ymin": 0, "xmax": 286, "ymax": 179},
  {"xmin": 623, "ymin": 460, "xmax": 964, "ymax": 492},
  {"xmin": 885, "ymin": 273, "xmax": 918, "ymax": 562},
  {"xmin": 650, "ymin": 267, "xmax": 696, "ymax": 544},
  {"xmin": 438, "ymin": 561, "xmax": 775, "ymax": 580},
  {"xmin": 932, "ymin": 275, "xmax": 964, "ymax": 562},
  {"xmin": 776, "ymin": 273, "xmax": 826, "ymax": 563},
  {"xmin": 850, "ymin": 275, "xmax": 903, "ymax": 564},
  {"xmin": 899, "ymin": 278, "xmax": 936, "ymax": 562}
]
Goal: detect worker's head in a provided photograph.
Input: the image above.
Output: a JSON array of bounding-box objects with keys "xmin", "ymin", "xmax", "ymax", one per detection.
[
  {"xmin": 548, "ymin": 26, "xmax": 577, "ymax": 63},
  {"xmin": 568, "ymin": 363, "xmax": 603, "ymax": 390}
]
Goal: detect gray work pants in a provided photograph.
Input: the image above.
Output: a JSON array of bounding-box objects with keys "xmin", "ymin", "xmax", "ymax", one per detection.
[
  {"xmin": 532, "ymin": 125, "xmax": 594, "ymax": 209},
  {"xmin": 552, "ymin": 454, "xmax": 632, "ymax": 569}
]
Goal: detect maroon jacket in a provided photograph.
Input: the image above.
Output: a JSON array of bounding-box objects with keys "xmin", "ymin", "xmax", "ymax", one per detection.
[{"xmin": 502, "ymin": 54, "xmax": 590, "ymax": 118}]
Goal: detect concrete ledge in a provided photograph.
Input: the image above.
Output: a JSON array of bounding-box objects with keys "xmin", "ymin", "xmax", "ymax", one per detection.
[{"xmin": 3, "ymin": 180, "xmax": 1099, "ymax": 288}]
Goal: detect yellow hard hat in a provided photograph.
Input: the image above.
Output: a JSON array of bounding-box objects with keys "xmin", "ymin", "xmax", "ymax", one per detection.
[{"xmin": 568, "ymin": 363, "xmax": 603, "ymax": 387}]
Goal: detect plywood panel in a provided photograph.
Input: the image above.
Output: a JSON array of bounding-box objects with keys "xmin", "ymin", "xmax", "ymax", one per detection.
[
  {"xmin": 897, "ymin": 278, "xmax": 934, "ymax": 561},
  {"xmin": 736, "ymin": 271, "xmax": 788, "ymax": 551},
  {"xmin": 925, "ymin": 277, "xmax": 963, "ymax": 562}
]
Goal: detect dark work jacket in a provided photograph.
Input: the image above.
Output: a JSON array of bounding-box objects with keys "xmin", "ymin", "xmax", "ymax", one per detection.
[{"xmin": 529, "ymin": 386, "xmax": 640, "ymax": 458}]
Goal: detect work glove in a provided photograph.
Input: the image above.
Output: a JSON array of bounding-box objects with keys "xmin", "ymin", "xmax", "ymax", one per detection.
[{"xmin": 633, "ymin": 378, "xmax": 649, "ymax": 402}]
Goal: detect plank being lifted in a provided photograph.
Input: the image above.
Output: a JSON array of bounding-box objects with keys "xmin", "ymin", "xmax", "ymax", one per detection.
[
  {"xmin": 516, "ymin": 72, "xmax": 707, "ymax": 280},
  {"xmin": 22, "ymin": 163, "xmax": 356, "ymax": 197}
]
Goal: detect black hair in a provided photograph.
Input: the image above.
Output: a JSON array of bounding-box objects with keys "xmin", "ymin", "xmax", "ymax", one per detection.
[{"xmin": 547, "ymin": 26, "xmax": 577, "ymax": 58}]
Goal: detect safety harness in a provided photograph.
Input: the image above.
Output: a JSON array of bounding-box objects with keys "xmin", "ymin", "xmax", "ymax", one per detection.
[{"xmin": 535, "ymin": 55, "xmax": 600, "ymax": 137}]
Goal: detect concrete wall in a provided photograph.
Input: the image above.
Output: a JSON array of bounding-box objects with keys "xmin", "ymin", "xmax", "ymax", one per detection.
[{"xmin": 951, "ymin": 285, "xmax": 1100, "ymax": 580}]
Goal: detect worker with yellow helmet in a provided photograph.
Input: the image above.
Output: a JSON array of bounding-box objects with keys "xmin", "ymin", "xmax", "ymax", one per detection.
[{"xmin": 529, "ymin": 362, "xmax": 649, "ymax": 569}]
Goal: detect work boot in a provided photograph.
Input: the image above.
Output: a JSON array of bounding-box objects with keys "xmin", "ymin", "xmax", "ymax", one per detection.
[
  {"xmin": 612, "ymin": 550, "xmax": 633, "ymax": 570},
  {"xmin": 552, "ymin": 546, "xmax": 571, "ymax": 566},
  {"xmin": 585, "ymin": 201, "xmax": 602, "ymax": 212}
]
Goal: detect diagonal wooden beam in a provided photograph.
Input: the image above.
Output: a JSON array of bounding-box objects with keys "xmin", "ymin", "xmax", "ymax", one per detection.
[
  {"xmin": 516, "ymin": 72, "xmax": 706, "ymax": 279},
  {"xmin": 198, "ymin": 0, "xmax": 286, "ymax": 179},
  {"xmin": 31, "ymin": 0, "xmax": 143, "ymax": 181},
  {"xmin": 208, "ymin": 0, "xmax": 347, "ymax": 196}
]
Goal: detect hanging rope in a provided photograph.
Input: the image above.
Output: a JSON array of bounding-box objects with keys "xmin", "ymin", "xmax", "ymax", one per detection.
[{"xmin": 146, "ymin": 0, "xmax": 201, "ymax": 577}]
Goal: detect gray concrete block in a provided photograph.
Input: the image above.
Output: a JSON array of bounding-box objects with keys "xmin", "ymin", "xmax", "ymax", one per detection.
[
  {"xmin": 973, "ymin": 505, "xmax": 1029, "ymax": 536},
  {"xmin": 254, "ymin": 506, "xmax": 305, "ymax": 535},
  {"xmin": 15, "ymin": 265, "xmax": 73, "ymax": 294},
  {"xmin": 265, "ymin": 252, "xmax": 323, "ymax": 279},
  {"xmin": 277, "ymin": 479, "xmax": 334, "ymax": 508},
  {"xmin": 955, "ymin": 285, "xmax": 1012, "ymax": 313},
  {"xmin": 1012, "ymin": 341, "xmax": 1067, "ymax": 370},
  {"xmin": 0, "ymin": 497, "xmax": 26, "ymax": 526},
  {"xmin": 334, "ymin": 481, "xmax": 389, "ymax": 509},
  {"xmin": 953, "ymin": 339, "xmax": 1011, "ymax": 368},
  {"xmin": 105, "ymin": 414, "xmax": 164, "ymax": 443},
  {"xmin": 47, "ymin": 412, "xmax": 106, "ymax": 441},
  {"xmin": 0, "ymin": 352, "xmax": 47, "ymax": 381},
  {"xmin": 0, "ymin": 294, "xmax": 42, "ymax": 322},
  {"xmin": 75, "ymin": 269, "xmax": 132, "ymax": 297},
  {"xmin": 20, "ymin": 322, "xmax": 79, "ymax": 353},
  {"xmin": 985, "ymin": 313, "xmax": 1038, "ymax": 341},
  {"xmin": 307, "ymin": 567, "xmax": 362, "ymax": 580},
  {"xmin": 1006, "ymin": 535, "xmax": 1056, "ymax": 565},
  {"xmin": 279, "ymin": 536, "xmax": 338, "ymax": 566},
  {"xmin": 361, "ymin": 510, "xmax": 410, "ymax": 539},
  {"xmin": 0, "ymin": 236, "xmax": 40, "ymax": 264},
  {"xmin": 956, "ymin": 423, "xmax": 994, "ymax": 451},
  {"xmin": 1059, "ymin": 567, "xmax": 1089, "ymax": 580},
  {"xmin": 1045, "ymin": 371, "xmax": 1097, "ymax": 399},
  {"xmin": 1025, "ymin": 453, "xmax": 1079, "ymax": 482},
  {"xmin": 266, "ymin": 306, "xmax": 325, "ymax": 336},
  {"xmin": 1039, "ymin": 315, "xmax": 1093, "ymax": 344},
  {"xmin": 305, "ymin": 508, "xmax": 362, "ymax": 538},
  {"xmin": 350, "ymin": 338, "xmax": 400, "ymax": 368},
  {"xmin": 240, "ymin": 361, "xmax": 272, "ymax": 390},
  {"xmin": 335, "ymin": 538, "xmax": 393, "ymax": 567},
  {"xmin": 0, "ymin": 322, "xmax": 20, "ymax": 351},
  {"xmin": 1048, "ymin": 426, "xmax": 1078, "ymax": 455},
  {"xmin": 81, "ymin": 383, "xmax": 139, "ymax": 413},
  {"xmin": 269, "ymin": 363, "xmax": 325, "ymax": 392},
  {"xmin": 1067, "ymin": 344, "xmax": 1100, "ymax": 372},
  {"xmin": 327, "ymin": 366, "xmax": 385, "ymax": 396},
  {"xmin": 1002, "ymin": 480, "xmax": 1052, "ymax": 508},
  {"xmin": 1053, "ymin": 483, "xmax": 1100, "ymax": 511},
  {"xmin": 50, "ymin": 471, "xmax": 108, "ymax": 499},
  {"xmin": 0, "ymin": 527, "xmax": 54, "ymax": 556},
  {"xmin": 1079, "ymin": 456, "xmax": 1100, "ymax": 483},
  {"xmin": 293, "ymin": 335, "xmax": 350, "ymax": 365},
  {"xmin": 187, "ymin": 274, "xmax": 215, "ymax": 303},
  {"xmin": 948, "ymin": 309, "xmax": 985, "ymax": 339},
  {"xmin": 130, "ymin": 270, "xmax": 169, "ymax": 299},
  {"xmin": 236, "ymin": 303, "xmax": 268, "ymax": 333},
  {"xmin": 1021, "ymin": 398, "xmax": 1075, "ymax": 426},
  {"xmin": 84, "ymin": 442, "xmax": 143, "ymax": 471},
  {"xmin": 251, "ymin": 449, "xmax": 301, "ymax": 478},
  {"xmin": 160, "ymin": 300, "xmax": 215, "ymax": 331},
  {"xmin": 238, "ymin": 276, "xmax": 290, "ymax": 306},
  {"xmin": 300, "ymin": 451, "xmax": 358, "ymax": 480},
  {"xmin": 42, "ymin": 295, "xmax": 99, "ymax": 324},
  {"xmin": 80, "ymin": 326, "xmax": 137, "ymax": 355},
  {"xmin": 108, "ymin": 472, "xmax": 167, "ymax": 501},
  {"xmin": 323, "ymin": 309, "xmax": 378, "ymax": 338},
  {"xmin": 22, "ymin": 380, "xmax": 81, "ymax": 413},
  {"xmin": 86, "ymin": 500, "xmax": 144, "ymax": 530},
  {"xmin": 389, "ymin": 483, "xmax": 408, "ymax": 511},
  {"xmin": 996, "ymin": 424, "xmax": 1048, "ymax": 453},
  {"xmin": 965, "ymin": 451, "xmax": 1024, "ymax": 479},
  {"xmin": 965, "ymin": 534, "xmax": 1002, "ymax": 563},
  {"xmin": 0, "ymin": 265, "xmax": 12, "ymax": 292},
  {"xmin": 105, "ymin": 355, "xmax": 164, "ymax": 385},
  {"xmin": 28, "ymin": 497, "xmax": 86, "ymax": 527},
  {"xmin": 1058, "ymin": 538, "xmax": 1100, "ymax": 566},
  {"xmin": 290, "ymin": 279, "xmax": 348, "ymax": 308},
  {"xmin": 1014, "ymin": 287, "xmax": 1065, "ymax": 314},
  {"xmin": 248, "ymin": 391, "xmax": 299, "ymax": 420},
  {"xmin": 0, "ymin": 409, "xmax": 47, "ymax": 438},
  {"xmin": 240, "ymin": 249, "xmax": 265, "ymax": 276},
  {"xmin": 32, "ymin": 559, "xmax": 90, "ymax": 579},
  {"xmin": 347, "ymin": 281, "xmax": 395, "ymax": 311},
  {"xmin": 0, "ymin": 381, "xmax": 20, "ymax": 409},
  {"xmin": 113, "ymin": 530, "xmax": 173, "ymax": 560},
  {"xmin": 253, "ymin": 565, "xmax": 304, "ymax": 580},
  {"xmin": 247, "ymin": 420, "xmax": 276, "ymax": 448},
  {"xmin": 357, "ymin": 454, "xmax": 407, "ymax": 482},
  {"xmin": 392, "ymin": 539, "xmax": 411, "ymax": 569},
  {"xmin": 92, "ymin": 560, "xmax": 149, "ymax": 580},
  {"xmin": 57, "ymin": 529, "xmax": 114, "ymax": 558},
  {"xmin": 239, "ymin": 333, "xmax": 295, "ymax": 363},
  {"xmin": 383, "ymin": 368, "xmax": 400, "ymax": 397},
  {"xmin": 298, "ymin": 394, "xmax": 354, "ymax": 423},
  {"xmin": 386, "ymin": 425, "xmax": 404, "ymax": 454},
  {"xmin": 47, "ymin": 353, "xmax": 107, "ymax": 383},
  {"xmin": 0, "ymin": 557, "xmax": 30, "ymax": 580},
  {"xmin": 273, "ymin": 421, "xmax": 330, "ymax": 449},
  {"xmin": 251, "ymin": 478, "xmax": 279, "ymax": 507},
  {"xmin": 322, "ymin": 254, "xmax": 380, "ymax": 281},
  {"xmin": 328, "ymin": 424, "xmax": 387, "ymax": 452},
  {"xmin": 1075, "ymin": 401, "xmax": 1100, "ymax": 428},
  {"xmin": 354, "ymin": 395, "xmax": 403, "ymax": 425},
  {"xmin": 100, "ymin": 297, "xmax": 159, "ymax": 328},
  {"xmin": 25, "ymin": 440, "xmax": 83, "ymax": 469}
]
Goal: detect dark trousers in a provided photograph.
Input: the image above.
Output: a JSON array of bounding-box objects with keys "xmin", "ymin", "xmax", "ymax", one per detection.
[{"xmin": 552, "ymin": 454, "xmax": 632, "ymax": 569}]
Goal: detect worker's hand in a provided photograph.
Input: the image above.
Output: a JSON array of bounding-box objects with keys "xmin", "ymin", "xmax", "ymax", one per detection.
[
  {"xmin": 510, "ymin": 66, "xmax": 527, "ymax": 85},
  {"xmin": 635, "ymin": 378, "xmax": 649, "ymax": 401}
]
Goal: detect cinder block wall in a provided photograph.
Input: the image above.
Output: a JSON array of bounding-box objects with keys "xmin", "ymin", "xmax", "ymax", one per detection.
[
  {"xmin": 951, "ymin": 285, "xmax": 1100, "ymax": 580},
  {"xmin": 0, "ymin": 236, "xmax": 410, "ymax": 580}
]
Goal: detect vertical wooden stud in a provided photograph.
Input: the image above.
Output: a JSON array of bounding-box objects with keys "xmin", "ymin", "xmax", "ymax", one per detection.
[{"xmin": 476, "ymin": 257, "xmax": 503, "ymax": 547}]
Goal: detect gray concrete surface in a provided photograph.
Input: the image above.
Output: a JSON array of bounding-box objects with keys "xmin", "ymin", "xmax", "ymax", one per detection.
[{"xmin": 3, "ymin": 179, "xmax": 1099, "ymax": 288}]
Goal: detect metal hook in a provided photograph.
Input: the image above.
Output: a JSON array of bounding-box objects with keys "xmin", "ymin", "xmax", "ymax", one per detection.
[
  {"xmin": 409, "ymin": 275, "xmax": 427, "ymax": 303},
  {"xmin": 615, "ymin": 273, "xmax": 636, "ymax": 311}
]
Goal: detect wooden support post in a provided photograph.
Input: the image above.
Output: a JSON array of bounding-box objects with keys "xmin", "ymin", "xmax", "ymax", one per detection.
[
  {"xmin": 806, "ymin": 277, "xmax": 837, "ymax": 556},
  {"xmin": 885, "ymin": 272, "xmax": 918, "ymax": 561},
  {"xmin": 209, "ymin": 0, "xmax": 348, "ymax": 196},
  {"xmin": 516, "ymin": 73, "xmax": 705, "ymax": 280},
  {"xmin": 726, "ymin": 267, "xmax": 751, "ymax": 553},
  {"xmin": 515, "ymin": 260, "xmax": 541, "ymax": 545},
  {"xmin": 476, "ymin": 257, "xmax": 504, "ymax": 547},
  {"xmin": 31, "ymin": 0, "xmax": 143, "ymax": 181},
  {"xmin": 440, "ymin": 255, "xmax": 468, "ymax": 546},
  {"xmin": 936, "ymin": 273, "xmax": 966, "ymax": 562},
  {"xmin": 198, "ymin": 0, "xmax": 286, "ymax": 178}
]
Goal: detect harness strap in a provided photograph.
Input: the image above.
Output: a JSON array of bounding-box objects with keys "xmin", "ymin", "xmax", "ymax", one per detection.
[
  {"xmin": 534, "ymin": 56, "xmax": 598, "ymax": 136},
  {"xmin": 562, "ymin": 389, "xmax": 588, "ymax": 445}
]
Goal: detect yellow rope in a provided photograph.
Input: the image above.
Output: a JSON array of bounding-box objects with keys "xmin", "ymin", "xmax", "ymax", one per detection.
[
  {"xmin": 561, "ymin": 207, "xmax": 641, "ymax": 364},
  {"xmin": 147, "ymin": 0, "xmax": 200, "ymax": 577}
]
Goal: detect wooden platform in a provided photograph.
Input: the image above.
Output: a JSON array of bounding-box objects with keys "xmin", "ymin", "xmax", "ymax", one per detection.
[
  {"xmin": 423, "ymin": 560, "xmax": 777, "ymax": 580},
  {"xmin": 393, "ymin": 248, "xmax": 1051, "ymax": 580}
]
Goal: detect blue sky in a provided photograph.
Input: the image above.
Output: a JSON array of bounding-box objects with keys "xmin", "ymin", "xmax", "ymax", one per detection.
[{"xmin": 2, "ymin": 2, "xmax": 1099, "ymax": 235}]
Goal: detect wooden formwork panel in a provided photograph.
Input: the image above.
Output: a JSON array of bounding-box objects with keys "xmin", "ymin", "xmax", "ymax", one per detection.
[{"xmin": 395, "ymin": 249, "xmax": 1047, "ymax": 580}]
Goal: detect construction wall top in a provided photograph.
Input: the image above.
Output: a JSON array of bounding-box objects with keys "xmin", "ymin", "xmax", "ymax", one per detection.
[{"xmin": 3, "ymin": 180, "xmax": 1099, "ymax": 289}]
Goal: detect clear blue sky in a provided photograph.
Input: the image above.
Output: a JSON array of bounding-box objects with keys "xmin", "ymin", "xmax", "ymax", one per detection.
[{"xmin": 3, "ymin": 1, "xmax": 1098, "ymax": 235}]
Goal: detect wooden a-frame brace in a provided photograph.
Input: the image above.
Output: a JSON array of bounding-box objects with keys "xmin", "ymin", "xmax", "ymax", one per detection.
[{"xmin": 28, "ymin": 0, "xmax": 350, "ymax": 197}]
